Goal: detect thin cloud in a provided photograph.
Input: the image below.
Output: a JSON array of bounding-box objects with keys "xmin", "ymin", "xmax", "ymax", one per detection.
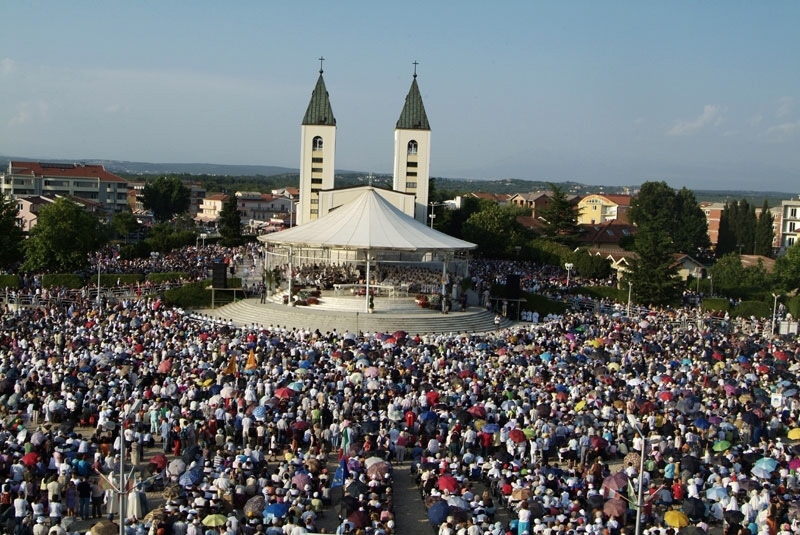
[
  {"xmin": 667, "ymin": 104, "xmax": 723, "ymax": 136},
  {"xmin": 765, "ymin": 120, "xmax": 800, "ymax": 140},
  {"xmin": 9, "ymin": 101, "xmax": 48, "ymax": 126},
  {"xmin": 776, "ymin": 96, "xmax": 794, "ymax": 119},
  {"xmin": 0, "ymin": 58, "xmax": 15, "ymax": 76}
]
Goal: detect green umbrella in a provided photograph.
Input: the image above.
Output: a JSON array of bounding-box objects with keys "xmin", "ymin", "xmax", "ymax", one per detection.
[{"xmin": 712, "ymin": 440, "xmax": 731, "ymax": 452}]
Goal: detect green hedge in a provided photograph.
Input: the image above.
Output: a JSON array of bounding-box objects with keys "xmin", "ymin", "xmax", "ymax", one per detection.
[
  {"xmin": 787, "ymin": 296, "xmax": 800, "ymax": 320},
  {"xmin": 42, "ymin": 274, "xmax": 84, "ymax": 289},
  {"xmin": 163, "ymin": 281, "xmax": 212, "ymax": 308},
  {"xmin": 701, "ymin": 298, "xmax": 730, "ymax": 313},
  {"xmin": 579, "ymin": 285, "xmax": 629, "ymax": 303},
  {"xmin": 0, "ymin": 275, "xmax": 20, "ymax": 289},
  {"xmin": 730, "ymin": 300, "xmax": 772, "ymax": 320},
  {"xmin": 88, "ymin": 274, "xmax": 144, "ymax": 287},
  {"xmin": 145, "ymin": 272, "xmax": 189, "ymax": 284},
  {"xmin": 523, "ymin": 293, "xmax": 569, "ymax": 316}
]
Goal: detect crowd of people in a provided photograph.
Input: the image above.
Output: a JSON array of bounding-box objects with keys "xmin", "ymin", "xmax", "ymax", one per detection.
[{"xmin": 0, "ymin": 250, "xmax": 798, "ymax": 535}]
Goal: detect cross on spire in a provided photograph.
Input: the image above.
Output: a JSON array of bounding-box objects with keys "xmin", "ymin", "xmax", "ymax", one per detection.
[
  {"xmin": 318, "ymin": 56, "xmax": 325, "ymax": 74},
  {"xmin": 412, "ymin": 60, "xmax": 419, "ymax": 78}
]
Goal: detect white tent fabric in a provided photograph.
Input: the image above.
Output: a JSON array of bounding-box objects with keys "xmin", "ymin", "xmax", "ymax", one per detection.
[{"xmin": 258, "ymin": 188, "xmax": 476, "ymax": 252}]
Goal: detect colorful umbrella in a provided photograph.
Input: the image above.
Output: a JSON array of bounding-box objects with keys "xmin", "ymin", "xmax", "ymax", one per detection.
[
  {"xmin": 508, "ymin": 429, "xmax": 527, "ymax": 443},
  {"xmin": 202, "ymin": 514, "xmax": 228, "ymax": 527},
  {"xmin": 664, "ymin": 510, "xmax": 689, "ymax": 528},
  {"xmin": 712, "ymin": 440, "xmax": 731, "ymax": 452},
  {"xmin": 436, "ymin": 474, "xmax": 459, "ymax": 493}
]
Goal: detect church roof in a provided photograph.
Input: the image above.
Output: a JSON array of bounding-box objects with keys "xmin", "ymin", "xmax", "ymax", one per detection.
[
  {"xmin": 396, "ymin": 76, "xmax": 430, "ymax": 130},
  {"xmin": 302, "ymin": 73, "xmax": 336, "ymax": 126},
  {"xmin": 259, "ymin": 188, "xmax": 474, "ymax": 252}
]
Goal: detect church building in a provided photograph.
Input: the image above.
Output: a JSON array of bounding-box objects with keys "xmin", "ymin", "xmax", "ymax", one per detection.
[{"xmin": 296, "ymin": 62, "xmax": 431, "ymax": 226}]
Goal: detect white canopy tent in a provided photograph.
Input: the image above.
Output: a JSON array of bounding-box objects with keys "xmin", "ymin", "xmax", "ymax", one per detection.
[{"xmin": 258, "ymin": 188, "xmax": 476, "ymax": 311}]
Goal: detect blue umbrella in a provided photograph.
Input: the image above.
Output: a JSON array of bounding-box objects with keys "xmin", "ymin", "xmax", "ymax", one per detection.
[
  {"xmin": 693, "ymin": 418, "xmax": 711, "ymax": 430},
  {"xmin": 264, "ymin": 502, "xmax": 290, "ymax": 519},
  {"xmin": 705, "ymin": 487, "xmax": 728, "ymax": 501},
  {"xmin": 540, "ymin": 352, "xmax": 552, "ymax": 361},
  {"xmin": 475, "ymin": 342, "xmax": 489, "ymax": 350},
  {"xmin": 179, "ymin": 469, "xmax": 201, "ymax": 486},
  {"xmin": 209, "ymin": 384, "xmax": 222, "ymax": 395},
  {"xmin": 482, "ymin": 424, "xmax": 500, "ymax": 433},
  {"xmin": 428, "ymin": 500, "xmax": 449, "ymax": 526},
  {"xmin": 419, "ymin": 411, "xmax": 438, "ymax": 423},
  {"xmin": 738, "ymin": 355, "xmax": 749, "ymax": 363},
  {"xmin": 298, "ymin": 360, "xmax": 312, "ymax": 369},
  {"xmin": 754, "ymin": 457, "xmax": 779, "ymax": 472},
  {"xmin": 252, "ymin": 406, "xmax": 267, "ymax": 419}
]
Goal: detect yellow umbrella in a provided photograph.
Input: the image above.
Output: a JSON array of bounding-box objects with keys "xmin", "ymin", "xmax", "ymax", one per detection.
[
  {"xmin": 788, "ymin": 428, "xmax": 800, "ymax": 440},
  {"xmin": 575, "ymin": 400, "xmax": 587, "ymax": 412},
  {"xmin": 474, "ymin": 419, "xmax": 487, "ymax": 431},
  {"xmin": 202, "ymin": 514, "xmax": 229, "ymax": 527},
  {"xmin": 664, "ymin": 510, "xmax": 689, "ymax": 528},
  {"xmin": 608, "ymin": 362, "xmax": 620, "ymax": 371}
]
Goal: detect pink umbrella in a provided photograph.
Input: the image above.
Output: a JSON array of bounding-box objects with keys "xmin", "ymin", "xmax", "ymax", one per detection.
[
  {"xmin": 789, "ymin": 458, "xmax": 800, "ymax": 471},
  {"xmin": 158, "ymin": 359, "xmax": 173, "ymax": 373},
  {"xmin": 291, "ymin": 473, "xmax": 312, "ymax": 489}
]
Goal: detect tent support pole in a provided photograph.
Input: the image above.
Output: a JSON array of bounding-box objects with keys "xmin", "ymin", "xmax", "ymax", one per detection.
[{"xmin": 365, "ymin": 252, "xmax": 371, "ymax": 314}]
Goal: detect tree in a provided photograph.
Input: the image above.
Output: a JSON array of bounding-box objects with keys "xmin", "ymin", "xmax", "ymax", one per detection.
[
  {"xmin": 218, "ymin": 195, "xmax": 243, "ymax": 246},
  {"xmin": 142, "ymin": 176, "xmax": 190, "ymax": 222},
  {"xmin": 110, "ymin": 210, "xmax": 140, "ymax": 244},
  {"xmin": 570, "ymin": 249, "xmax": 612, "ymax": 280},
  {"xmin": 0, "ymin": 193, "xmax": 24, "ymax": 270},
  {"xmin": 773, "ymin": 242, "xmax": 800, "ymax": 294},
  {"xmin": 462, "ymin": 204, "xmax": 525, "ymax": 257},
  {"xmin": 22, "ymin": 199, "xmax": 107, "ymax": 273},
  {"xmin": 716, "ymin": 199, "xmax": 756, "ymax": 257},
  {"xmin": 629, "ymin": 181, "xmax": 708, "ymax": 254},
  {"xmin": 536, "ymin": 183, "xmax": 579, "ymax": 238},
  {"xmin": 673, "ymin": 187, "xmax": 711, "ymax": 253},
  {"xmin": 627, "ymin": 226, "xmax": 682, "ymax": 306},
  {"xmin": 754, "ymin": 201, "xmax": 774, "ymax": 257}
]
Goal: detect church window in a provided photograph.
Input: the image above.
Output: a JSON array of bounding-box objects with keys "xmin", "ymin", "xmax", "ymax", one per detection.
[
  {"xmin": 406, "ymin": 182, "xmax": 417, "ymax": 189},
  {"xmin": 407, "ymin": 161, "xmax": 418, "ymax": 168},
  {"xmin": 406, "ymin": 171, "xmax": 417, "ymax": 177},
  {"xmin": 407, "ymin": 140, "xmax": 418, "ymax": 155},
  {"xmin": 312, "ymin": 136, "xmax": 324, "ymax": 151}
]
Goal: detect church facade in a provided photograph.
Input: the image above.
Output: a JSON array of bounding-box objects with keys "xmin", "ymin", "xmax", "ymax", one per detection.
[{"xmin": 297, "ymin": 65, "xmax": 431, "ymax": 226}]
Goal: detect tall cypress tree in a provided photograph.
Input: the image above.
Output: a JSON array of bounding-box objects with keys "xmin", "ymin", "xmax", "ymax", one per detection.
[
  {"xmin": 218, "ymin": 195, "xmax": 243, "ymax": 247},
  {"xmin": 754, "ymin": 200, "xmax": 775, "ymax": 257}
]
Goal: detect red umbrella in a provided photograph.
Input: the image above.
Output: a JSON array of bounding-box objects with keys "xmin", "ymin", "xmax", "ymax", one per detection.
[
  {"xmin": 556, "ymin": 391, "xmax": 568, "ymax": 402},
  {"xmin": 274, "ymin": 387, "xmax": 296, "ymax": 399},
  {"xmin": 158, "ymin": 359, "xmax": 173, "ymax": 373},
  {"xmin": 659, "ymin": 392, "xmax": 674, "ymax": 402},
  {"xmin": 661, "ymin": 375, "xmax": 674, "ymax": 384},
  {"xmin": 150, "ymin": 453, "xmax": 168, "ymax": 472},
  {"xmin": 21, "ymin": 452, "xmax": 39, "ymax": 467},
  {"xmin": 436, "ymin": 474, "xmax": 459, "ymax": 493},
  {"xmin": 603, "ymin": 498, "xmax": 628, "ymax": 518},
  {"xmin": 392, "ymin": 330, "xmax": 407, "ymax": 340},
  {"xmin": 467, "ymin": 406, "xmax": 487, "ymax": 419},
  {"xmin": 459, "ymin": 370, "xmax": 472, "ymax": 379},
  {"xmin": 291, "ymin": 421, "xmax": 310, "ymax": 432},
  {"xmin": 426, "ymin": 390, "xmax": 440, "ymax": 406},
  {"xmin": 508, "ymin": 429, "xmax": 527, "ymax": 443}
]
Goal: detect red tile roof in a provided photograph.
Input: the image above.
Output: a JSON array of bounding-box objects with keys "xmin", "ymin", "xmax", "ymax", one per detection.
[{"xmin": 10, "ymin": 161, "xmax": 127, "ymax": 183}]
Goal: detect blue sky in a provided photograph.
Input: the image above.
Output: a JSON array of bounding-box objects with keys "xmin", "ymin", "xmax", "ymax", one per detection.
[{"xmin": 1, "ymin": 1, "xmax": 798, "ymax": 191}]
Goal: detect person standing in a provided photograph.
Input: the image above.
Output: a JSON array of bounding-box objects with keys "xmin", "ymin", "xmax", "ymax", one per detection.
[
  {"xmin": 12, "ymin": 491, "xmax": 29, "ymax": 535},
  {"xmin": 76, "ymin": 477, "xmax": 91, "ymax": 520}
]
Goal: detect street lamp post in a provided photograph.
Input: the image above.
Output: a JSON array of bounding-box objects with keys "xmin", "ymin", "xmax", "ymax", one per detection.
[
  {"xmin": 564, "ymin": 263, "xmax": 574, "ymax": 287},
  {"xmin": 429, "ymin": 202, "xmax": 447, "ymax": 229},
  {"xmin": 773, "ymin": 293, "xmax": 780, "ymax": 336},
  {"xmin": 627, "ymin": 281, "xmax": 633, "ymax": 317},
  {"xmin": 200, "ymin": 233, "xmax": 207, "ymax": 248},
  {"xmin": 627, "ymin": 415, "xmax": 648, "ymax": 535},
  {"xmin": 97, "ymin": 255, "xmax": 102, "ymax": 312},
  {"xmin": 709, "ymin": 275, "xmax": 713, "ymax": 296}
]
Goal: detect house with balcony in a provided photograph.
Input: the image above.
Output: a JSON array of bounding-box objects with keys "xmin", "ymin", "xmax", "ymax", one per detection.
[
  {"xmin": 576, "ymin": 194, "xmax": 632, "ymax": 225},
  {"xmin": 1, "ymin": 161, "xmax": 128, "ymax": 215},
  {"xmin": 778, "ymin": 196, "xmax": 800, "ymax": 253}
]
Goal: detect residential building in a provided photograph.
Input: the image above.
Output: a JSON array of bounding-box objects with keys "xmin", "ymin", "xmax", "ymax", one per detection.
[
  {"xmin": 778, "ymin": 195, "xmax": 800, "ymax": 252},
  {"xmin": 574, "ymin": 222, "xmax": 636, "ymax": 252},
  {"xmin": 196, "ymin": 194, "xmax": 229, "ymax": 225},
  {"xmin": 700, "ymin": 202, "xmax": 725, "ymax": 247},
  {"xmin": 576, "ymin": 194, "xmax": 632, "ymax": 225},
  {"xmin": 1, "ymin": 161, "xmax": 128, "ymax": 215},
  {"xmin": 16, "ymin": 194, "xmax": 102, "ymax": 232}
]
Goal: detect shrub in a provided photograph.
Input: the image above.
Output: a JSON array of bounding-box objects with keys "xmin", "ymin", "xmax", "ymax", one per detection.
[
  {"xmin": 729, "ymin": 300, "xmax": 772, "ymax": 320},
  {"xmin": 523, "ymin": 293, "xmax": 569, "ymax": 316},
  {"xmin": 580, "ymin": 286, "xmax": 628, "ymax": 303},
  {"xmin": 0, "ymin": 275, "xmax": 20, "ymax": 289},
  {"xmin": 146, "ymin": 272, "xmax": 189, "ymax": 284},
  {"xmin": 787, "ymin": 296, "xmax": 800, "ymax": 320},
  {"xmin": 701, "ymin": 298, "xmax": 730, "ymax": 313},
  {"xmin": 42, "ymin": 274, "xmax": 83, "ymax": 289},
  {"xmin": 163, "ymin": 281, "xmax": 211, "ymax": 308}
]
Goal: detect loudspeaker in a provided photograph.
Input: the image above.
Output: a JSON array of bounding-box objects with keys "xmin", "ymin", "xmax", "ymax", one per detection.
[
  {"xmin": 212, "ymin": 263, "xmax": 227, "ymax": 288},
  {"xmin": 506, "ymin": 274, "xmax": 521, "ymax": 299}
]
